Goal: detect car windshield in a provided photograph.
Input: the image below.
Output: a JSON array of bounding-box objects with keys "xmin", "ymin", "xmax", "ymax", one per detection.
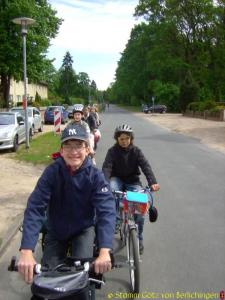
[
  {"xmin": 0, "ymin": 114, "xmax": 15, "ymax": 125},
  {"xmin": 11, "ymin": 108, "xmax": 32, "ymax": 117}
]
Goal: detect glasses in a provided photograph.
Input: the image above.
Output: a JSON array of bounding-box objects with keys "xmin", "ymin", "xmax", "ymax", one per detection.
[{"xmin": 63, "ymin": 144, "xmax": 86, "ymax": 152}]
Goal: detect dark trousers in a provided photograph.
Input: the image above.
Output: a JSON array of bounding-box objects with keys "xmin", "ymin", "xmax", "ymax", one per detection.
[{"xmin": 42, "ymin": 226, "xmax": 95, "ymax": 268}]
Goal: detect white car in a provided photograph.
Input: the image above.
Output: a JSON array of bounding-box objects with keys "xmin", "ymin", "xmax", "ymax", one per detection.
[
  {"xmin": 10, "ymin": 106, "xmax": 43, "ymax": 135},
  {"xmin": 0, "ymin": 112, "xmax": 32, "ymax": 152}
]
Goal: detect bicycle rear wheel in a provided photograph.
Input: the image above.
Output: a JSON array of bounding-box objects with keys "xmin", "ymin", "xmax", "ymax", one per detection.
[{"xmin": 127, "ymin": 228, "xmax": 140, "ymax": 293}]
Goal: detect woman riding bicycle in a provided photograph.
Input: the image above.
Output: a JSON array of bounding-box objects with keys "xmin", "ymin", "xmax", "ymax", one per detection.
[{"xmin": 102, "ymin": 124, "xmax": 160, "ymax": 255}]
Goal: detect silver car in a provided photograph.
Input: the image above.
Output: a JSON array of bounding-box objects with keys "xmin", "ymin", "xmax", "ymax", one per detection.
[
  {"xmin": 0, "ymin": 112, "xmax": 32, "ymax": 152},
  {"xmin": 10, "ymin": 106, "xmax": 43, "ymax": 135}
]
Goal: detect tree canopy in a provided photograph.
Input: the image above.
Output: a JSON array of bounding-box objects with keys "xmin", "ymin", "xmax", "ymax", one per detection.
[
  {"xmin": 0, "ymin": 0, "xmax": 62, "ymax": 107},
  {"xmin": 107, "ymin": 0, "xmax": 225, "ymax": 111}
]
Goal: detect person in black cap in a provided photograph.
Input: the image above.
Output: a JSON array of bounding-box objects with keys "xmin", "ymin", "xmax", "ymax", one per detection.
[{"xmin": 18, "ymin": 124, "xmax": 116, "ymax": 284}]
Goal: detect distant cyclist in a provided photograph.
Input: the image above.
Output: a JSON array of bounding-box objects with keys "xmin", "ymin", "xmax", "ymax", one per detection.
[
  {"xmin": 69, "ymin": 104, "xmax": 95, "ymax": 158},
  {"xmin": 102, "ymin": 124, "xmax": 160, "ymax": 255}
]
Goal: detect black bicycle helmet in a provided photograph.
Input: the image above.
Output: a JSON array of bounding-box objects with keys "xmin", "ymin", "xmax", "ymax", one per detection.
[{"xmin": 73, "ymin": 104, "xmax": 84, "ymax": 114}]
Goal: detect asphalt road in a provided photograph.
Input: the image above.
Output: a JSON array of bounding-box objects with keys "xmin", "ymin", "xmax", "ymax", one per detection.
[{"xmin": 0, "ymin": 105, "xmax": 224, "ymax": 300}]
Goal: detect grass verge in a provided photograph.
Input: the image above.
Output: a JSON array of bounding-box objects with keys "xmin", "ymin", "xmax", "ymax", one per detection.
[{"xmin": 14, "ymin": 132, "xmax": 61, "ymax": 165}]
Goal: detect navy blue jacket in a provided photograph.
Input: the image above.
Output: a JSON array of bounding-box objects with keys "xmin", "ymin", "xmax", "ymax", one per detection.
[{"xmin": 21, "ymin": 157, "xmax": 116, "ymax": 251}]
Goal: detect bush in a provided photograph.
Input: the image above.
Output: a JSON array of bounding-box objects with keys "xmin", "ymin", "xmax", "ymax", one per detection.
[
  {"xmin": 40, "ymin": 99, "xmax": 52, "ymax": 107},
  {"xmin": 187, "ymin": 101, "xmax": 216, "ymax": 112},
  {"xmin": 201, "ymin": 100, "xmax": 216, "ymax": 111},
  {"xmin": 31, "ymin": 101, "xmax": 41, "ymax": 109},
  {"xmin": 35, "ymin": 92, "xmax": 42, "ymax": 102},
  {"xmin": 209, "ymin": 105, "xmax": 225, "ymax": 113},
  {"xmin": 187, "ymin": 102, "xmax": 201, "ymax": 111}
]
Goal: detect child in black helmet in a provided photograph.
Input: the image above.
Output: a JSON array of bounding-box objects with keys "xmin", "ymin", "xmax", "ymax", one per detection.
[
  {"xmin": 102, "ymin": 124, "xmax": 160, "ymax": 255},
  {"xmin": 18, "ymin": 124, "xmax": 116, "ymax": 284}
]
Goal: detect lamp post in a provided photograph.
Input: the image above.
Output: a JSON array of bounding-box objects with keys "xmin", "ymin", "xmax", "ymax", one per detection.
[
  {"xmin": 152, "ymin": 96, "xmax": 155, "ymax": 114},
  {"xmin": 12, "ymin": 17, "xmax": 35, "ymax": 148}
]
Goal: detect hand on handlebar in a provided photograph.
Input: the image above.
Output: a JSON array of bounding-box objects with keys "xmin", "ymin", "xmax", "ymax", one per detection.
[
  {"xmin": 150, "ymin": 183, "xmax": 160, "ymax": 192},
  {"xmin": 93, "ymin": 248, "xmax": 112, "ymax": 274},
  {"xmin": 18, "ymin": 249, "xmax": 37, "ymax": 284}
]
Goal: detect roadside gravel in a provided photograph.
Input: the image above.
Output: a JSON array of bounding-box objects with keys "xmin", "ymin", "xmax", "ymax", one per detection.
[{"xmin": 139, "ymin": 113, "xmax": 225, "ymax": 155}]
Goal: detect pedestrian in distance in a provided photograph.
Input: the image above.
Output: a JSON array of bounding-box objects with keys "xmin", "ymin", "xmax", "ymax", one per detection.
[
  {"xmin": 18, "ymin": 123, "xmax": 116, "ymax": 284},
  {"xmin": 102, "ymin": 124, "xmax": 160, "ymax": 255}
]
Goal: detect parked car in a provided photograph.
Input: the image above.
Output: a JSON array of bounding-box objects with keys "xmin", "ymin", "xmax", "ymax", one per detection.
[
  {"xmin": 66, "ymin": 105, "xmax": 75, "ymax": 119},
  {"xmin": 44, "ymin": 106, "xmax": 69, "ymax": 124},
  {"xmin": 10, "ymin": 106, "xmax": 43, "ymax": 134},
  {"xmin": 0, "ymin": 112, "xmax": 32, "ymax": 152},
  {"xmin": 142, "ymin": 104, "xmax": 150, "ymax": 113},
  {"xmin": 143, "ymin": 104, "xmax": 167, "ymax": 114},
  {"xmin": 149, "ymin": 104, "xmax": 167, "ymax": 113}
]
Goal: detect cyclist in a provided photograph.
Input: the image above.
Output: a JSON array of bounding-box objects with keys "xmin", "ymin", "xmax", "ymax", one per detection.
[
  {"xmin": 83, "ymin": 106, "xmax": 97, "ymax": 133},
  {"xmin": 90, "ymin": 105, "xmax": 101, "ymax": 151},
  {"xmin": 102, "ymin": 124, "xmax": 160, "ymax": 255},
  {"xmin": 18, "ymin": 124, "xmax": 116, "ymax": 284},
  {"xmin": 69, "ymin": 104, "xmax": 95, "ymax": 158}
]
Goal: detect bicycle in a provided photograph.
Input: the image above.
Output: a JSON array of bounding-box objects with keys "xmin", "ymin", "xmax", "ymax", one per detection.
[
  {"xmin": 113, "ymin": 187, "xmax": 154, "ymax": 293},
  {"xmin": 8, "ymin": 254, "xmax": 113, "ymax": 300}
]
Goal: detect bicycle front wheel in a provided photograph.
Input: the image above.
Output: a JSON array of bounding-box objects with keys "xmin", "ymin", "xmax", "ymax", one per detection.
[{"xmin": 128, "ymin": 228, "xmax": 140, "ymax": 293}]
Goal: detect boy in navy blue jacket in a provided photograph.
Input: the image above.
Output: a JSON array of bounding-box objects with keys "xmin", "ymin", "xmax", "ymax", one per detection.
[{"xmin": 18, "ymin": 124, "xmax": 116, "ymax": 284}]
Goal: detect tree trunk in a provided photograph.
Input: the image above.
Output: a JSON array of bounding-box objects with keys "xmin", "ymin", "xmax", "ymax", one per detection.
[{"xmin": 0, "ymin": 74, "xmax": 10, "ymax": 108}]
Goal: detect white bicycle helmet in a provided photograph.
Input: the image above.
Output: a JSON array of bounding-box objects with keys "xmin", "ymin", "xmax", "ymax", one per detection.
[
  {"xmin": 115, "ymin": 124, "xmax": 133, "ymax": 133},
  {"xmin": 73, "ymin": 104, "xmax": 84, "ymax": 114}
]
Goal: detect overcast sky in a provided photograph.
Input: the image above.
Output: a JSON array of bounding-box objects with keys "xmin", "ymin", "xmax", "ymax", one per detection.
[{"xmin": 47, "ymin": 0, "xmax": 139, "ymax": 90}]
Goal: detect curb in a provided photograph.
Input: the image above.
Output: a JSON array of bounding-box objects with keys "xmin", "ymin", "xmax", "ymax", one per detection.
[{"xmin": 0, "ymin": 213, "xmax": 23, "ymax": 258}]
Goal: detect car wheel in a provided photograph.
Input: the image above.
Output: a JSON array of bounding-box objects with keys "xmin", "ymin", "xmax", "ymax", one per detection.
[
  {"xmin": 38, "ymin": 122, "xmax": 44, "ymax": 132},
  {"xmin": 32, "ymin": 125, "xmax": 35, "ymax": 135},
  {"xmin": 12, "ymin": 135, "xmax": 19, "ymax": 152}
]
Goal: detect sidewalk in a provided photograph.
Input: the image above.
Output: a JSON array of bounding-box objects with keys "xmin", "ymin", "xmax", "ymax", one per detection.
[{"xmin": 0, "ymin": 157, "xmax": 44, "ymax": 257}]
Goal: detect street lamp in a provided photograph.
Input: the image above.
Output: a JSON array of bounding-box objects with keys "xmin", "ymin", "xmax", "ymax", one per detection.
[
  {"xmin": 12, "ymin": 17, "xmax": 36, "ymax": 148},
  {"xmin": 152, "ymin": 96, "xmax": 155, "ymax": 114}
]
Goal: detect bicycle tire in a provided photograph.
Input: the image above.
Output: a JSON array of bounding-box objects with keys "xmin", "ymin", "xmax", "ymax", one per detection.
[{"xmin": 128, "ymin": 228, "xmax": 140, "ymax": 293}]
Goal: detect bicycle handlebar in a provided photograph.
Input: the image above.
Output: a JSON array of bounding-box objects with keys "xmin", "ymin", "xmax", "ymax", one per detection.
[{"xmin": 8, "ymin": 253, "xmax": 121, "ymax": 275}]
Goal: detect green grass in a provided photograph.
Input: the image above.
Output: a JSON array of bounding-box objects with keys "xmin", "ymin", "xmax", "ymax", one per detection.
[{"xmin": 14, "ymin": 132, "xmax": 61, "ymax": 165}]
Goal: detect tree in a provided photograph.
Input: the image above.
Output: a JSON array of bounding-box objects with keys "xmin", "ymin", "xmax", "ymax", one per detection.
[
  {"xmin": 134, "ymin": 0, "xmax": 225, "ymax": 109},
  {"xmin": 57, "ymin": 51, "xmax": 78, "ymax": 104},
  {"xmin": 77, "ymin": 72, "xmax": 90, "ymax": 99},
  {"xmin": 0, "ymin": 0, "xmax": 62, "ymax": 107}
]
